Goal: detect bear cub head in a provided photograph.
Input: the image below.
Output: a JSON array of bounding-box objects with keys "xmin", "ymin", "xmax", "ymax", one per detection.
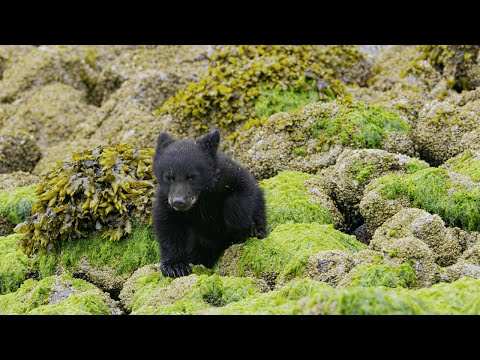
[{"xmin": 153, "ymin": 129, "xmax": 220, "ymax": 212}]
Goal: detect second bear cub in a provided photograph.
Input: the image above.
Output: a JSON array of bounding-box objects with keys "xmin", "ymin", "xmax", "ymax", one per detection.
[{"xmin": 152, "ymin": 129, "xmax": 266, "ymax": 278}]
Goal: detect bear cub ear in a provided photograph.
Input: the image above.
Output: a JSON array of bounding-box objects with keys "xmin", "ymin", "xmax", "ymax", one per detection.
[
  {"xmin": 155, "ymin": 132, "xmax": 175, "ymax": 156},
  {"xmin": 199, "ymin": 129, "xmax": 220, "ymax": 156}
]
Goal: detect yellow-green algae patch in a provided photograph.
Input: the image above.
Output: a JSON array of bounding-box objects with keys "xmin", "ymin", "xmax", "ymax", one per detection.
[
  {"xmin": 0, "ymin": 234, "xmax": 32, "ymax": 295},
  {"xmin": 369, "ymin": 167, "xmax": 480, "ymax": 231},
  {"xmin": 218, "ymin": 223, "xmax": 367, "ymax": 286},
  {"xmin": 14, "ymin": 143, "xmax": 155, "ymax": 255},
  {"xmin": 208, "ymin": 277, "xmax": 480, "ymax": 315},
  {"xmin": 259, "ymin": 171, "xmax": 339, "ymax": 233},
  {"xmin": 339, "ymin": 262, "xmax": 416, "ymax": 289},
  {"xmin": 0, "ymin": 185, "xmax": 36, "ymax": 225},
  {"xmin": 123, "ymin": 272, "xmax": 265, "ymax": 315},
  {"xmin": 0, "ymin": 272, "xmax": 120, "ymax": 315}
]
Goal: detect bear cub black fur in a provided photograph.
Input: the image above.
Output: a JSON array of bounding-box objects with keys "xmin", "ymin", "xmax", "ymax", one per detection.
[{"xmin": 152, "ymin": 129, "xmax": 266, "ymax": 278}]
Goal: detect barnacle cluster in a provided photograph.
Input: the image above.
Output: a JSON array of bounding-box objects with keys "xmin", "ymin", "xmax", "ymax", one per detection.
[
  {"xmin": 14, "ymin": 143, "xmax": 155, "ymax": 254},
  {"xmin": 158, "ymin": 45, "xmax": 368, "ymax": 133}
]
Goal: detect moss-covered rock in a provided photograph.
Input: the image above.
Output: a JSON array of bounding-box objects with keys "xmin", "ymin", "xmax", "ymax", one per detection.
[
  {"xmin": 440, "ymin": 261, "xmax": 480, "ymax": 283},
  {"xmin": 208, "ymin": 277, "xmax": 480, "ymax": 315},
  {"xmin": 441, "ymin": 149, "xmax": 480, "ymax": 183},
  {"xmin": 372, "ymin": 208, "xmax": 461, "ymax": 267},
  {"xmin": 414, "ymin": 99, "xmax": 480, "ymax": 166},
  {"xmin": 32, "ymin": 222, "xmax": 159, "ymax": 296},
  {"xmin": 318, "ymin": 149, "xmax": 428, "ymax": 232},
  {"xmin": 15, "ymin": 143, "xmax": 155, "ymax": 254},
  {"xmin": 0, "ymin": 184, "xmax": 36, "ymax": 226},
  {"xmin": 218, "ymin": 223, "xmax": 367, "ymax": 287},
  {"xmin": 1, "ymin": 83, "xmax": 97, "ymax": 148},
  {"xmin": 0, "ymin": 234, "xmax": 32, "ymax": 295},
  {"xmin": 157, "ymin": 45, "xmax": 372, "ymax": 140},
  {"xmin": 339, "ymin": 262, "xmax": 417, "ymax": 289},
  {"xmin": 259, "ymin": 170, "xmax": 343, "ymax": 233},
  {"xmin": 0, "ymin": 272, "xmax": 121, "ymax": 315},
  {"xmin": 228, "ymin": 99, "xmax": 414, "ymax": 180},
  {"xmin": 369, "ymin": 235, "xmax": 439, "ymax": 287},
  {"xmin": 301, "ymin": 250, "xmax": 356, "ymax": 286},
  {"xmin": 121, "ymin": 270, "xmax": 265, "ymax": 315},
  {"xmin": 363, "ymin": 167, "xmax": 480, "ymax": 232},
  {"xmin": 0, "ymin": 132, "xmax": 41, "ymax": 173}
]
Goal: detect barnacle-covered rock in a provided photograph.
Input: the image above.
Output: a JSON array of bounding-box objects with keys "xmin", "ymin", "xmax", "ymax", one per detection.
[
  {"xmin": 14, "ymin": 143, "xmax": 155, "ymax": 254},
  {"xmin": 259, "ymin": 170, "xmax": 343, "ymax": 233},
  {"xmin": 0, "ymin": 45, "xmax": 36, "ymax": 78},
  {"xmin": 441, "ymin": 149, "xmax": 480, "ymax": 183},
  {"xmin": 414, "ymin": 99, "xmax": 480, "ymax": 166},
  {"xmin": 362, "ymin": 167, "xmax": 480, "ymax": 233},
  {"xmin": 217, "ymin": 223, "xmax": 367, "ymax": 287},
  {"xmin": 0, "ymin": 272, "xmax": 121, "ymax": 315},
  {"xmin": 157, "ymin": 45, "xmax": 372, "ymax": 139},
  {"xmin": 318, "ymin": 149, "xmax": 428, "ymax": 232},
  {"xmin": 228, "ymin": 98, "xmax": 413, "ymax": 180},
  {"xmin": 121, "ymin": 271, "xmax": 266, "ymax": 315},
  {"xmin": 372, "ymin": 208, "xmax": 462, "ymax": 267},
  {"xmin": 0, "ymin": 171, "xmax": 38, "ymax": 191},
  {"xmin": 0, "ymin": 132, "xmax": 41, "ymax": 173},
  {"xmin": 1, "ymin": 83, "xmax": 97, "ymax": 148}
]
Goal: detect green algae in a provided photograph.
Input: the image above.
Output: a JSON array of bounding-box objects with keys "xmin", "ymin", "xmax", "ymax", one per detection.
[
  {"xmin": 0, "ymin": 272, "xmax": 119, "ymax": 315},
  {"xmin": 128, "ymin": 273, "xmax": 262, "ymax": 315},
  {"xmin": 373, "ymin": 167, "xmax": 480, "ymax": 231},
  {"xmin": 342, "ymin": 262, "xmax": 416, "ymax": 288},
  {"xmin": 311, "ymin": 101, "xmax": 410, "ymax": 150},
  {"xmin": 442, "ymin": 149, "xmax": 480, "ymax": 182},
  {"xmin": 260, "ymin": 171, "xmax": 335, "ymax": 233},
  {"xmin": 0, "ymin": 234, "xmax": 31, "ymax": 295},
  {"xmin": 255, "ymin": 83, "xmax": 321, "ymax": 119},
  {"xmin": 221, "ymin": 223, "xmax": 367, "ymax": 284},
  {"xmin": 32, "ymin": 221, "xmax": 159, "ymax": 278},
  {"xmin": 210, "ymin": 277, "xmax": 480, "ymax": 315},
  {"xmin": 0, "ymin": 185, "xmax": 36, "ymax": 225}
]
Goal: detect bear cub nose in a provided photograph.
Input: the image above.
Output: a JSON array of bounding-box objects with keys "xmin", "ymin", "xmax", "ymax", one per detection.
[{"xmin": 169, "ymin": 198, "xmax": 189, "ymax": 211}]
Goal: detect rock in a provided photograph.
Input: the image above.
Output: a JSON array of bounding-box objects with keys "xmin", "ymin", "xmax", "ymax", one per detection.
[
  {"xmin": 370, "ymin": 235, "xmax": 439, "ymax": 287},
  {"xmin": 217, "ymin": 223, "xmax": 367, "ymax": 287},
  {"xmin": 259, "ymin": 170, "xmax": 344, "ymax": 233},
  {"xmin": 302, "ymin": 250, "xmax": 356, "ymax": 287},
  {"xmin": 228, "ymin": 99, "xmax": 414, "ymax": 180},
  {"xmin": 372, "ymin": 208, "xmax": 462, "ymax": 267},
  {"xmin": 318, "ymin": 149, "xmax": 428, "ymax": 232},
  {"xmin": 0, "ymin": 272, "xmax": 122, "ymax": 315},
  {"xmin": 460, "ymin": 242, "xmax": 480, "ymax": 266},
  {"xmin": 440, "ymin": 261, "xmax": 480, "ymax": 283},
  {"xmin": 0, "ymin": 171, "xmax": 38, "ymax": 191},
  {"xmin": 0, "ymin": 46, "xmax": 36, "ymax": 79},
  {"xmin": 360, "ymin": 167, "xmax": 480, "ymax": 233},
  {"xmin": 207, "ymin": 277, "xmax": 480, "ymax": 314},
  {"xmin": 440, "ymin": 149, "xmax": 480, "ymax": 182},
  {"xmin": 1, "ymin": 83, "xmax": 97, "ymax": 148},
  {"xmin": 414, "ymin": 99, "xmax": 480, "ymax": 166},
  {"xmin": 120, "ymin": 270, "xmax": 265, "ymax": 315},
  {"xmin": 0, "ymin": 132, "xmax": 41, "ymax": 173}
]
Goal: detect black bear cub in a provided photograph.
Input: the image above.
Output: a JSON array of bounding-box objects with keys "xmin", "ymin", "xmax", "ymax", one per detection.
[{"xmin": 152, "ymin": 129, "xmax": 266, "ymax": 278}]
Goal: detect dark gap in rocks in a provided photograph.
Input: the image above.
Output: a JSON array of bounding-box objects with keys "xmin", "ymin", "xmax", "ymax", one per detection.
[
  {"xmin": 88, "ymin": 76, "xmax": 124, "ymax": 108},
  {"xmin": 202, "ymin": 295, "xmax": 225, "ymax": 307},
  {"xmin": 453, "ymin": 80, "xmax": 463, "ymax": 93},
  {"xmin": 71, "ymin": 271, "xmax": 122, "ymax": 303},
  {"xmin": 351, "ymin": 223, "xmax": 370, "ymax": 245}
]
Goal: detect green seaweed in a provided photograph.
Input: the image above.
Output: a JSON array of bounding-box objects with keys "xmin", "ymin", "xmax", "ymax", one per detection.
[
  {"xmin": 0, "ymin": 185, "xmax": 37, "ymax": 225},
  {"xmin": 0, "ymin": 234, "xmax": 32, "ymax": 294},
  {"xmin": 442, "ymin": 150, "xmax": 480, "ymax": 182},
  {"xmin": 260, "ymin": 171, "xmax": 335, "ymax": 233},
  {"xmin": 311, "ymin": 102, "xmax": 410, "ymax": 150},
  {"xmin": 32, "ymin": 221, "xmax": 159, "ymax": 278},
  {"xmin": 344, "ymin": 262, "xmax": 417, "ymax": 288}
]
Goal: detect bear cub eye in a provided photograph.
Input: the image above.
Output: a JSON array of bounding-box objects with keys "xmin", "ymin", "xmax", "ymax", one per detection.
[{"xmin": 164, "ymin": 173, "xmax": 175, "ymax": 182}]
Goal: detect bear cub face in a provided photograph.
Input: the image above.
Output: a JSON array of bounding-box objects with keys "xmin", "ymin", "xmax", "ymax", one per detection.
[{"xmin": 153, "ymin": 130, "xmax": 220, "ymax": 212}]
